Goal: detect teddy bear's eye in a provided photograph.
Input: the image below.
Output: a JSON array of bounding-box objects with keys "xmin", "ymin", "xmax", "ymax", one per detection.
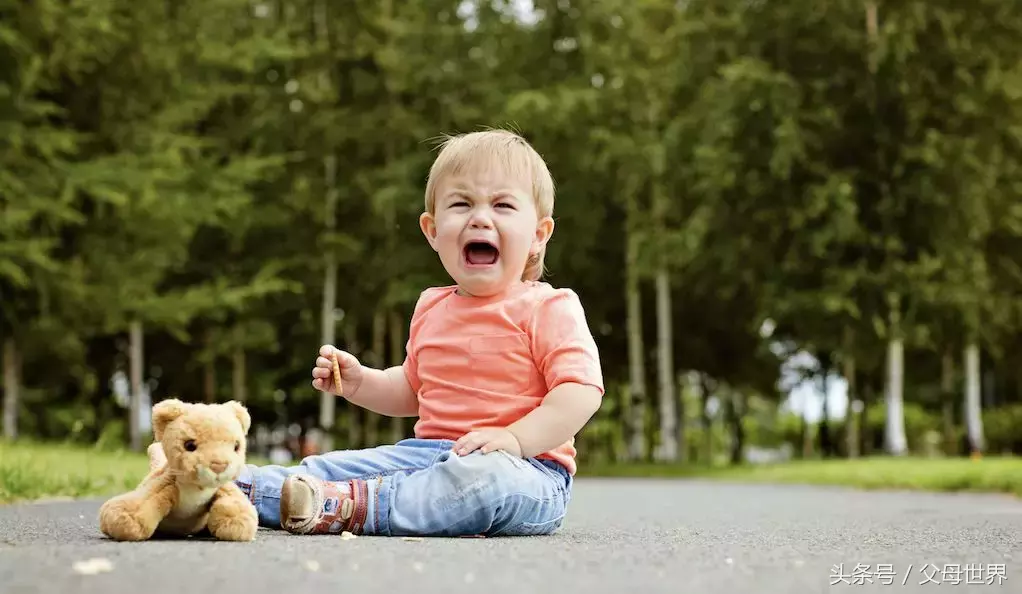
[
  {"xmin": 184, "ymin": 440, "xmax": 197, "ymax": 452},
  {"xmin": 234, "ymin": 441, "xmax": 240, "ymax": 453}
]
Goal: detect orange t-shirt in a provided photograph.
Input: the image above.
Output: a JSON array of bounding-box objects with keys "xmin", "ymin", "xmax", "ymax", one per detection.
[{"xmin": 402, "ymin": 281, "xmax": 605, "ymax": 475}]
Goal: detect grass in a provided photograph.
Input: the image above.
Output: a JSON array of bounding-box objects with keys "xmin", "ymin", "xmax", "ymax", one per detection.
[
  {"xmin": 0, "ymin": 440, "xmax": 153, "ymax": 504},
  {"xmin": 3, "ymin": 440, "xmax": 1022, "ymax": 504},
  {"xmin": 580, "ymin": 455, "xmax": 1022, "ymax": 497},
  {"xmin": 0, "ymin": 440, "xmax": 273, "ymax": 505}
]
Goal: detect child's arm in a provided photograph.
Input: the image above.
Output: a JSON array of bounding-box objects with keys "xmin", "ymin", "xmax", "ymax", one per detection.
[
  {"xmin": 507, "ymin": 382, "xmax": 602, "ymax": 458},
  {"xmin": 345, "ymin": 365, "xmax": 419, "ymax": 417},
  {"xmin": 320, "ymin": 290, "xmax": 436, "ymax": 418},
  {"xmin": 509, "ymin": 289, "xmax": 606, "ymax": 457},
  {"xmin": 316, "ymin": 346, "xmax": 419, "ymax": 417}
]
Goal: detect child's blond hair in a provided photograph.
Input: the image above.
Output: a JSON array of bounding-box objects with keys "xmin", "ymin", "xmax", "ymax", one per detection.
[{"xmin": 424, "ymin": 129, "xmax": 555, "ymax": 282}]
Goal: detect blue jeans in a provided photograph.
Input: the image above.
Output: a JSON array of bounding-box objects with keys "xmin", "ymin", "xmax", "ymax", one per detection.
[{"xmin": 234, "ymin": 438, "xmax": 573, "ymax": 537}]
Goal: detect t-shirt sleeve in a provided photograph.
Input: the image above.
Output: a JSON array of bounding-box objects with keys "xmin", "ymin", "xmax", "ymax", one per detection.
[{"xmin": 529, "ymin": 289, "xmax": 605, "ymax": 395}]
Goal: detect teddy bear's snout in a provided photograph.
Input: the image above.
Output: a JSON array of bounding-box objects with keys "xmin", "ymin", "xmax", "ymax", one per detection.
[{"xmin": 209, "ymin": 460, "xmax": 228, "ymax": 474}]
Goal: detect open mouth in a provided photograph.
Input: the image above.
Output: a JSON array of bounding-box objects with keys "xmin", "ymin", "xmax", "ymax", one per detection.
[{"xmin": 463, "ymin": 240, "xmax": 499, "ymax": 266}]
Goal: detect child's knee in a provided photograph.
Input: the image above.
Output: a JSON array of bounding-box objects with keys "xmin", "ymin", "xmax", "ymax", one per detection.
[{"xmin": 428, "ymin": 451, "xmax": 565, "ymax": 535}]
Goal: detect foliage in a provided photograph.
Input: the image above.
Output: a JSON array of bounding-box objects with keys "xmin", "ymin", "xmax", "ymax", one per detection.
[{"xmin": 1, "ymin": 0, "xmax": 1021, "ymax": 469}]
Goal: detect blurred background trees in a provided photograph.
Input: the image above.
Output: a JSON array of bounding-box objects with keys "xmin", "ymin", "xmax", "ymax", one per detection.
[{"xmin": 2, "ymin": 0, "xmax": 1021, "ymax": 466}]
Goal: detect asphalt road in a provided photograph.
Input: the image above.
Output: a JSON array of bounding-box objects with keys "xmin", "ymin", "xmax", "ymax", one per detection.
[{"xmin": 1, "ymin": 478, "xmax": 1020, "ymax": 594}]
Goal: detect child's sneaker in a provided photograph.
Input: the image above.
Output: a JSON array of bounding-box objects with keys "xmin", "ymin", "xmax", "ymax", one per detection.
[{"xmin": 279, "ymin": 474, "xmax": 369, "ymax": 535}]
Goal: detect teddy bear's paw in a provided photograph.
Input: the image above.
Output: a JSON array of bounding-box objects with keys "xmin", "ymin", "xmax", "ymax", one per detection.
[
  {"xmin": 98, "ymin": 498, "xmax": 155, "ymax": 541},
  {"xmin": 208, "ymin": 499, "xmax": 258, "ymax": 542}
]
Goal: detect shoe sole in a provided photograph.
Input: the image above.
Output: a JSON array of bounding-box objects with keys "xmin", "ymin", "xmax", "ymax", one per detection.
[{"xmin": 280, "ymin": 475, "xmax": 319, "ymax": 534}]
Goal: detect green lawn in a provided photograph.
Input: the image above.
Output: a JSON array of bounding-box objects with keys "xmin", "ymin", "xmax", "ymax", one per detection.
[
  {"xmin": 0, "ymin": 440, "xmax": 272, "ymax": 505},
  {"xmin": 3, "ymin": 440, "xmax": 1021, "ymax": 505},
  {"xmin": 0, "ymin": 440, "xmax": 153, "ymax": 504},
  {"xmin": 580, "ymin": 455, "xmax": 1022, "ymax": 497}
]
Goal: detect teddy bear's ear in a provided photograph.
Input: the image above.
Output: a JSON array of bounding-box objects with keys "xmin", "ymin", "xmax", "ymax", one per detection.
[
  {"xmin": 223, "ymin": 400, "xmax": 251, "ymax": 435},
  {"xmin": 152, "ymin": 398, "xmax": 189, "ymax": 442}
]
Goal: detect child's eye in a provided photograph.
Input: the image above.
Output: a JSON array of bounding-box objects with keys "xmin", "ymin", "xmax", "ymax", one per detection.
[
  {"xmin": 450, "ymin": 201, "xmax": 469, "ymax": 208},
  {"xmin": 495, "ymin": 202, "xmax": 514, "ymax": 209}
]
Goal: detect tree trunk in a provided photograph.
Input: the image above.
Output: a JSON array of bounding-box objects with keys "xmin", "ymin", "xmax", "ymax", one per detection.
[
  {"xmin": 964, "ymin": 341, "xmax": 984, "ymax": 455},
  {"xmin": 861, "ymin": 380, "xmax": 873, "ymax": 456},
  {"xmin": 884, "ymin": 335, "xmax": 908, "ymax": 455},
  {"xmin": 232, "ymin": 349, "xmax": 247, "ymax": 402},
  {"xmin": 316, "ymin": 0, "xmax": 338, "ymax": 453},
  {"xmin": 818, "ymin": 352, "xmax": 832, "ymax": 458},
  {"xmin": 883, "ymin": 294, "xmax": 908, "ymax": 456},
  {"xmin": 319, "ymin": 152, "xmax": 338, "ymax": 452},
  {"xmin": 2, "ymin": 336, "xmax": 19, "ymax": 440},
  {"xmin": 700, "ymin": 373, "xmax": 713, "ymax": 465},
  {"xmin": 364, "ymin": 308, "xmax": 386, "ymax": 446},
  {"xmin": 842, "ymin": 335, "xmax": 859, "ymax": 458},
  {"xmin": 342, "ymin": 322, "xmax": 360, "ymax": 448},
  {"xmin": 883, "ymin": 333, "xmax": 907, "ymax": 453},
  {"xmin": 940, "ymin": 348, "xmax": 956, "ymax": 455},
  {"xmin": 624, "ymin": 231, "xmax": 647, "ymax": 462},
  {"xmin": 388, "ymin": 310, "xmax": 406, "ymax": 442},
  {"xmin": 129, "ymin": 319, "xmax": 144, "ymax": 451},
  {"xmin": 725, "ymin": 390, "xmax": 744, "ymax": 465},
  {"xmin": 654, "ymin": 267, "xmax": 678, "ymax": 462}
]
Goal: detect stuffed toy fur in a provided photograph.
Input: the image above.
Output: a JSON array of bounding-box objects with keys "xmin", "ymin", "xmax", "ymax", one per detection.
[{"xmin": 98, "ymin": 398, "xmax": 258, "ymax": 542}]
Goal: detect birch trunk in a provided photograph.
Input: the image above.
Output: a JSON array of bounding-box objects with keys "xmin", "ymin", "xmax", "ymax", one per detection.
[
  {"xmin": 316, "ymin": 0, "xmax": 338, "ymax": 453},
  {"xmin": 318, "ymin": 153, "xmax": 338, "ymax": 454},
  {"xmin": 654, "ymin": 267, "xmax": 677, "ymax": 461},
  {"xmin": 866, "ymin": 0, "xmax": 907, "ymax": 457},
  {"xmin": 964, "ymin": 341, "xmax": 984, "ymax": 454},
  {"xmin": 2, "ymin": 337, "xmax": 19, "ymax": 440},
  {"xmin": 884, "ymin": 305, "xmax": 908, "ymax": 455}
]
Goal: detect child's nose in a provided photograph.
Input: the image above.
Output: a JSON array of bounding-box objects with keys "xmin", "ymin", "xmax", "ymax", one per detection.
[{"xmin": 468, "ymin": 210, "xmax": 494, "ymax": 228}]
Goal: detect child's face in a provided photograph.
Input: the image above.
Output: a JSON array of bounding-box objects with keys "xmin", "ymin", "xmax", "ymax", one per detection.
[{"xmin": 419, "ymin": 164, "xmax": 553, "ymax": 297}]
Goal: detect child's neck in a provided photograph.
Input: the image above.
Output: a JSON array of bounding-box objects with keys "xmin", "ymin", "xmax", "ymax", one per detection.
[{"xmin": 453, "ymin": 280, "xmax": 528, "ymax": 301}]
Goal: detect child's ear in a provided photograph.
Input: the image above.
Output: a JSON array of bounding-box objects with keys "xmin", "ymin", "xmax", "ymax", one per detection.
[
  {"xmin": 419, "ymin": 211, "xmax": 438, "ymax": 251},
  {"xmin": 532, "ymin": 215, "xmax": 555, "ymax": 253}
]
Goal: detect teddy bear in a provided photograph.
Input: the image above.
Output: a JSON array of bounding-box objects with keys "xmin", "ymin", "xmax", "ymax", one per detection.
[{"xmin": 98, "ymin": 398, "xmax": 259, "ymax": 542}]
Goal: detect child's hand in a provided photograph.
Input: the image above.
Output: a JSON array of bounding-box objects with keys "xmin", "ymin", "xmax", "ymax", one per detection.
[
  {"xmin": 311, "ymin": 344, "xmax": 363, "ymax": 397},
  {"xmin": 453, "ymin": 427, "xmax": 523, "ymax": 457}
]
